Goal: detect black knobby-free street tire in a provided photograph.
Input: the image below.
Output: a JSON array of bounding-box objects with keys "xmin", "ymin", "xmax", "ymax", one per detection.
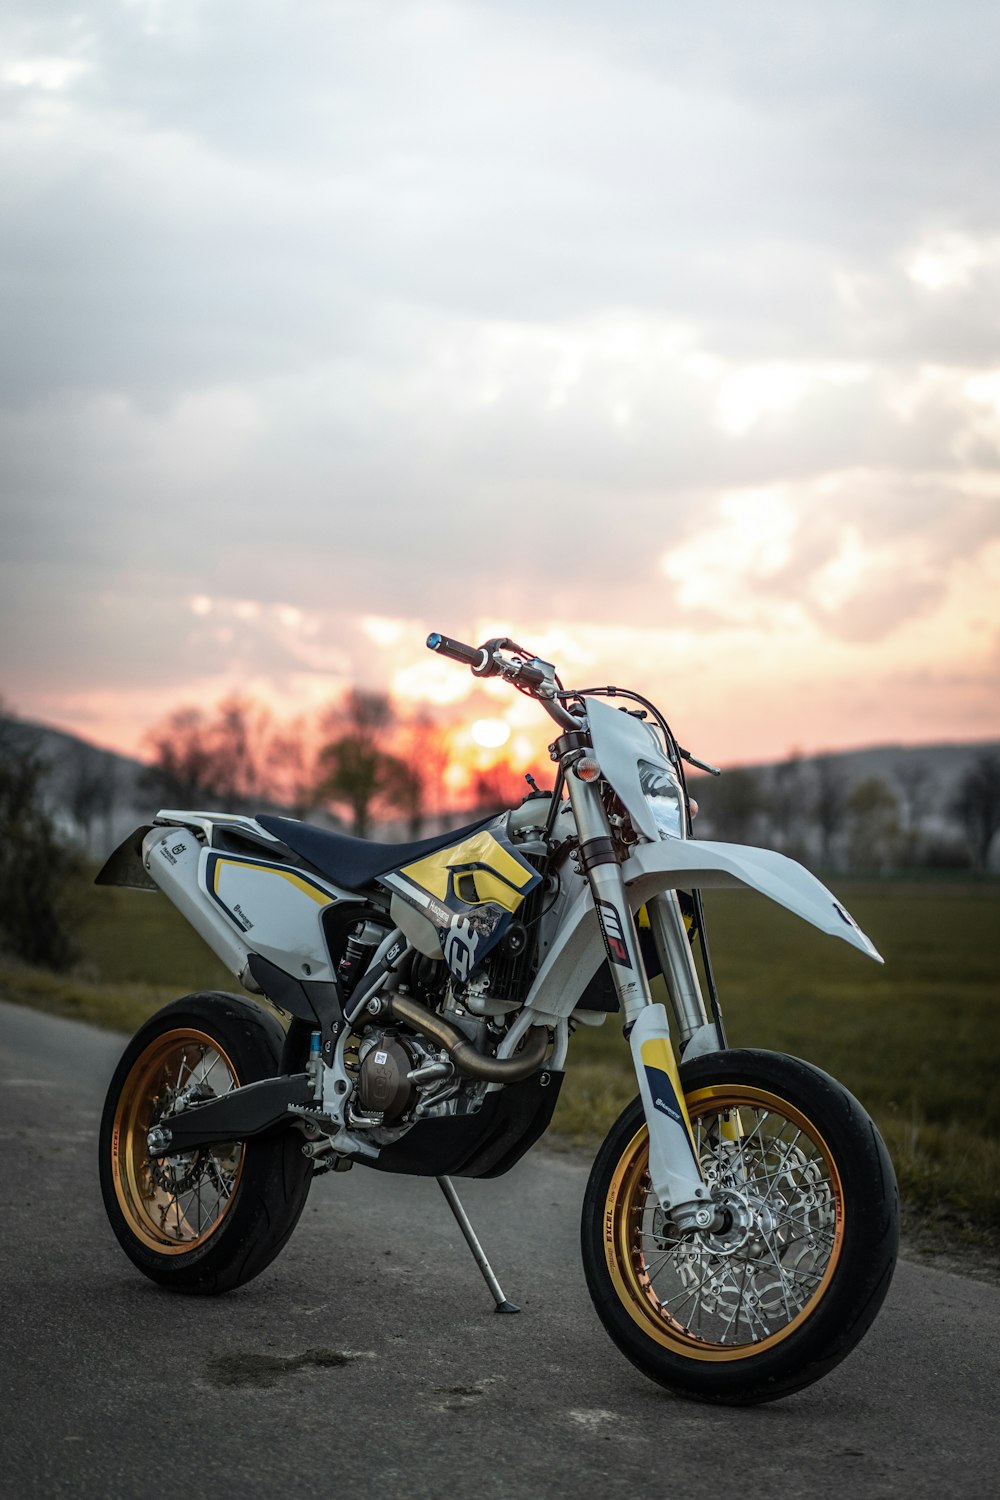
[
  {"xmin": 581, "ymin": 1048, "xmax": 899, "ymax": 1404},
  {"xmin": 99, "ymin": 992, "xmax": 312, "ymax": 1294}
]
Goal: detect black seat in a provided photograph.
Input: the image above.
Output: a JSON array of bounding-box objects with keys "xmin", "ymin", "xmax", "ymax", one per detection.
[{"xmin": 256, "ymin": 813, "xmax": 495, "ymax": 893}]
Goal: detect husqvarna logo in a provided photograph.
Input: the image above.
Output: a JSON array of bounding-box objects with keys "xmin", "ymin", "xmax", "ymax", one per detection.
[{"xmin": 443, "ymin": 918, "xmax": 481, "ymax": 981}]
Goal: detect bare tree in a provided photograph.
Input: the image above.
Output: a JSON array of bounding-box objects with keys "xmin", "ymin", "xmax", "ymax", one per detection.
[
  {"xmin": 470, "ymin": 759, "xmax": 532, "ymax": 816},
  {"xmin": 811, "ymin": 755, "xmax": 849, "ymax": 869},
  {"xmin": 700, "ymin": 766, "xmax": 765, "ymax": 844},
  {"xmin": 141, "ymin": 697, "xmax": 273, "ymax": 813},
  {"xmin": 951, "ymin": 752, "xmax": 1000, "ymax": 870},
  {"xmin": 208, "ymin": 696, "xmax": 270, "ymax": 810},
  {"xmin": 847, "ymin": 776, "xmax": 902, "ymax": 872},
  {"xmin": 397, "ymin": 712, "xmax": 451, "ymax": 833},
  {"xmin": 894, "ymin": 756, "xmax": 932, "ymax": 863},
  {"xmin": 66, "ymin": 741, "xmax": 117, "ymax": 853},
  {"xmin": 266, "ymin": 717, "xmax": 322, "ymax": 820},
  {"xmin": 766, "ymin": 754, "xmax": 810, "ymax": 858}
]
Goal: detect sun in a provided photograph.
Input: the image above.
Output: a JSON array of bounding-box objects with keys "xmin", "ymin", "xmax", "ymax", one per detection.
[{"xmin": 470, "ymin": 717, "xmax": 511, "ymax": 750}]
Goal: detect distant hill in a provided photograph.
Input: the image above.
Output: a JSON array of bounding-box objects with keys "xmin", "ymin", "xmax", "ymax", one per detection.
[{"xmin": 0, "ymin": 714, "xmax": 153, "ymax": 857}]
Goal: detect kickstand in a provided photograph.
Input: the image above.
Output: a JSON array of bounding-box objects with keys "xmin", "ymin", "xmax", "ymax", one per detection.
[{"xmin": 436, "ymin": 1175, "xmax": 520, "ymax": 1314}]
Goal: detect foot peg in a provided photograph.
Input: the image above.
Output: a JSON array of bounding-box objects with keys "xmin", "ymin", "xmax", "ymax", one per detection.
[{"xmin": 436, "ymin": 1175, "xmax": 520, "ymax": 1314}]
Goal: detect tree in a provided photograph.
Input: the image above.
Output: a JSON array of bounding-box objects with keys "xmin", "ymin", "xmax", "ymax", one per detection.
[
  {"xmin": 846, "ymin": 776, "xmax": 902, "ymax": 872},
  {"xmin": 66, "ymin": 740, "xmax": 117, "ymax": 853},
  {"xmin": 315, "ymin": 689, "xmax": 419, "ymax": 837},
  {"xmin": 951, "ymin": 752, "xmax": 1000, "ymax": 870},
  {"xmin": 470, "ymin": 759, "xmax": 530, "ymax": 815},
  {"xmin": 266, "ymin": 717, "xmax": 322, "ymax": 820},
  {"xmin": 766, "ymin": 755, "xmax": 810, "ymax": 859},
  {"xmin": 397, "ymin": 712, "xmax": 451, "ymax": 833},
  {"xmin": 141, "ymin": 705, "xmax": 224, "ymax": 807},
  {"xmin": 141, "ymin": 696, "xmax": 272, "ymax": 812},
  {"xmin": 894, "ymin": 756, "xmax": 933, "ymax": 865},
  {"xmin": 700, "ymin": 766, "xmax": 765, "ymax": 844},
  {"xmin": 0, "ymin": 717, "xmax": 78, "ymax": 970},
  {"xmin": 811, "ymin": 755, "xmax": 849, "ymax": 869}
]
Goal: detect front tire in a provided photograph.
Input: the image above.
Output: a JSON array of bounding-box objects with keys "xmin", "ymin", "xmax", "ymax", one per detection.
[
  {"xmin": 581, "ymin": 1049, "xmax": 898, "ymax": 1404},
  {"xmin": 99, "ymin": 992, "xmax": 313, "ymax": 1294}
]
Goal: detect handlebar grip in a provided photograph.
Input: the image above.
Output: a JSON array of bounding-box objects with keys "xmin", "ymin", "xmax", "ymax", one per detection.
[{"xmin": 426, "ymin": 632, "xmax": 490, "ymax": 671}]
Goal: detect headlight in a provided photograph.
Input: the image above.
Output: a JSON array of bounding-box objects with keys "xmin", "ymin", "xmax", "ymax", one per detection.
[{"xmin": 638, "ymin": 759, "xmax": 686, "ymax": 839}]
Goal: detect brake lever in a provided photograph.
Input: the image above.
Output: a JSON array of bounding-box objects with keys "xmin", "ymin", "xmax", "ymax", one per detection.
[{"xmin": 678, "ymin": 746, "xmax": 722, "ymax": 776}]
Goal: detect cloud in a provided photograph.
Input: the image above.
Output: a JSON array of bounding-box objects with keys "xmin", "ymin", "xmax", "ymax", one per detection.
[{"xmin": 2, "ymin": 1, "xmax": 1000, "ymax": 758}]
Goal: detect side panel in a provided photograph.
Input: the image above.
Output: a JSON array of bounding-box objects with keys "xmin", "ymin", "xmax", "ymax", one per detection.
[
  {"xmin": 523, "ymin": 836, "xmax": 881, "ymax": 1018},
  {"xmin": 378, "ymin": 824, "xmax": 541, "ymax": 983},
  {"xmin": 142, "ymin": 828, "xmax": 355, "ymax": 984},
  {"xmin": 143, "ymin": 827, "xmax": 251, "ymax": 977}
]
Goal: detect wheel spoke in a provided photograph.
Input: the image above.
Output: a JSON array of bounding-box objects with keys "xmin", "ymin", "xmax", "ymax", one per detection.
[
  {"xmin": 113, "ymin": 1029, "xmax": 244, "ymax": 1253},
  {"xmin": 605, "ymin": 1081, "xmax": 850, "ymax": 1355}
]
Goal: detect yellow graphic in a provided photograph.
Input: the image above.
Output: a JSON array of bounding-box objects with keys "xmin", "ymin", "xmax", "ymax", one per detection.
[
  {"xmin": 212, "ymin": 858, "xmax": 331, "ymax": 907},
  {"xmin": 401, "ymin": 830, "xmax": 534, "ymax": 914},
  {"xmin": 639, "ymin": 1036, "xmax": 698, "ymax": 1156}
]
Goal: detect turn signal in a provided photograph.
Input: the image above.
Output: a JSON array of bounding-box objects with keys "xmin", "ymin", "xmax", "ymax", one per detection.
[{"xmin": 574, "ymin": 756, "xmax": 602, "ymax": 782}]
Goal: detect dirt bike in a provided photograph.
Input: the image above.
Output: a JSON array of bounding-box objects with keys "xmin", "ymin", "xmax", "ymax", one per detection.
[{"xmin": 97, "ymin": 631, "xmax": 898, "ymax": 1405}]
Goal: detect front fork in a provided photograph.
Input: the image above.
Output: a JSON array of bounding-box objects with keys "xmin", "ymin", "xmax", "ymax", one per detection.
[{"xmin": 566, "ymin": 773, "xmax": 717, "ymax": 1233}]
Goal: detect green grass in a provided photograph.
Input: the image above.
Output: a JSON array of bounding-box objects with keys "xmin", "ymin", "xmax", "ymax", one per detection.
[
  {"xmin": 554, "ymin": 881, "xmax": 1000, "ymax": 1249},
  {"xmin": 2, "ymin": 873, "xmax": 998, "ymax": 1250},
  {"xmin": 0, "ymin": 881, "xmax": 234, "ymax": 1030}
]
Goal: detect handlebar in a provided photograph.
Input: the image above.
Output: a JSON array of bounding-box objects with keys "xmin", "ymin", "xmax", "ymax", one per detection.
[
  {"xmin": 427, "ymin": 630, "xmax": 576, "ymax": 727},
  {"xmin": 426, "ymin": 632, "xmax": 491, "ymax": 673}
]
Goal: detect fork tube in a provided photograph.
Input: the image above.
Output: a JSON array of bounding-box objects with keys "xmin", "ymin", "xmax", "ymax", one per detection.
[
  {"xmin": 566, "ymin": 773, "xmax": 710, "ymax": 1217},
  {"xmin": 643, "ymin": 891, "xmax": 710, "ymax": 1044},
  {"xmin": 565, "ymin": 775, "xmax": 652, "ymax": 1027}
]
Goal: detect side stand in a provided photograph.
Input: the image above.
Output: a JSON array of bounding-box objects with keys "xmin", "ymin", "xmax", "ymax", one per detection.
[{"xmin": 436, "ymin": 1176, "xmax": 520, "ymax": 1314}]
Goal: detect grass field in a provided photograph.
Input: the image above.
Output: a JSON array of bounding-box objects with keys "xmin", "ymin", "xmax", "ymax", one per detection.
[
  {"xmin": 2, "ymin": 872, "xmax": 997, "ymax": 1248},
  {"xmin": 554, "ymin": 880, "xmax": 1000, "ymax": 1249}
]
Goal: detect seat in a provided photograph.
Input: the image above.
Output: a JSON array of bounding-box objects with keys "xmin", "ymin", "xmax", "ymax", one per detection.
[{"xmin": 255, "ymin": 813, "xmax": 495, "ymax": 893}]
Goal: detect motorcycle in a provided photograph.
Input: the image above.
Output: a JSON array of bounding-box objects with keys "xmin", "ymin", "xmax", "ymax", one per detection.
[{"xmin": 97, "ymin": 632, "xmax": 898, "ymax": 1405}]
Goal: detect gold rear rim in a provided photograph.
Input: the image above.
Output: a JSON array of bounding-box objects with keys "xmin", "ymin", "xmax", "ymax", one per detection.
[
  {"xmin": 111, "ymin": 1028, "xmax": 245, "ymax": 1255},
  {"xmin": 603, "ymin": 1085, "xmax": 844, "ymax": 1361}
]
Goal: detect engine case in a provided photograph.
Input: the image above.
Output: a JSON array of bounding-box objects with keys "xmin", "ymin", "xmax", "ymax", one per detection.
[{"xmin": 356, "ymin": 1035, "xmax": 418, "ymax": 1123}]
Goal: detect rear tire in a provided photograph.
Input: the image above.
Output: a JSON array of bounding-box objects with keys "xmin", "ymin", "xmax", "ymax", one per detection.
[
  {"xmin": 99, "ymin": 992, "xmax": 313, "ymax": 1294},
  {"xmin": 581, "ymin": 1049, "xmax": 898, "ymax": 1404}
]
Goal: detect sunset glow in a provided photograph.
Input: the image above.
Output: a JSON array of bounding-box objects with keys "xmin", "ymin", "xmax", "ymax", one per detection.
[
  {"xmin": 470, "ymin": 718, "xmax": 511, "ymax": 750},
  {"xmin": 2, "ymin": 5, "xmax": 999, "ymax": 784}
]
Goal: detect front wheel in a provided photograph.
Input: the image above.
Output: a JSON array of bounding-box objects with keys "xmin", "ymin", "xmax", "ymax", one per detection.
[
  {"xmin": 99, "ymin": 992, "xmax": 313, "ymax": 1294},
  {"xmin": 581, "ymin": 1049, "xmax": 898, "ymax": 1404}
]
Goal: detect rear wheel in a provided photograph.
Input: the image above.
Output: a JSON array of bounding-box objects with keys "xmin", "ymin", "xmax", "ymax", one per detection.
[
  {"xmin": 99, "ymin": 992, "xmax": 312, "ymax": 1294},
  {"xmin": 582, "ymin": 1049, "xmax": 898, "ymax": 1404}
]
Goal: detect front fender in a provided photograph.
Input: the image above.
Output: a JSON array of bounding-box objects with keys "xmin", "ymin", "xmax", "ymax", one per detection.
[
  {"xmin": 623, "ymin": 838, "xmax": 882, "ymax": 961},
  {"xmin": 523, "ymin": 838, "xmax": 880, "ymax": 1019}
]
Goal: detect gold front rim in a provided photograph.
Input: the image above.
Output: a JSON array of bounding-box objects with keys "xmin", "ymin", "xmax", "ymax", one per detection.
[
  {"xmin": 604, "ymin": 1085, "xmax": 844, "ymax": 1361},
  {"xmin": 111, "ymin": 1028, "xmax": 245, "ymax": 1255}
]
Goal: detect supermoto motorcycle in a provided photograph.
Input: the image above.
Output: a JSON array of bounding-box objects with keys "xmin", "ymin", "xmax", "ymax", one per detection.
[{"xmin": 97, "ymin": 632, "xmax": 898, "ymax": 1405}]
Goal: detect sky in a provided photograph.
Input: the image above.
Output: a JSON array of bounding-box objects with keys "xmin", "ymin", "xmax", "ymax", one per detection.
[{"xmin": 2, "ymin": 0, "xmax": 999, "ymax": 773}]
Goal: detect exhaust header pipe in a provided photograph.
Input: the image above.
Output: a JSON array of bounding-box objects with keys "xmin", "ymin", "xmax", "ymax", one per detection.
[{"xmin": 387, "ymin": 994, "xmax": 549, "ymax": 1082}]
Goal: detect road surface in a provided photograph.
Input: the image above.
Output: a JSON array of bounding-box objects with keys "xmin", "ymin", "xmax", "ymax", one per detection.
[{"xmin": 1, "ymin": 1002, "xmax": 997, "ymax": 1499}]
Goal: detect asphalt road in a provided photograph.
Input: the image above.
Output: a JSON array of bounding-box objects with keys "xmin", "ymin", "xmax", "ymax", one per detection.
[{"xmin": 1, "ymin": 1001, "xmax": 998, "ymax": 1500}]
